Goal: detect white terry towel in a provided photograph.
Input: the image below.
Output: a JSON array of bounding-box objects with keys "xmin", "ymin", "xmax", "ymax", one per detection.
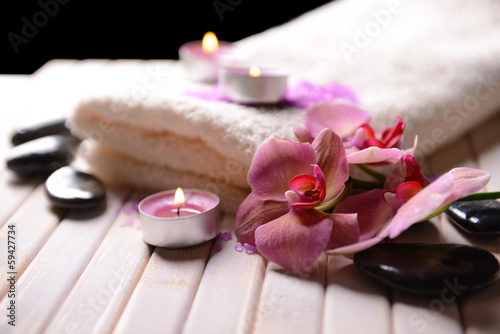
[{"xmin": 69, "ymin": 0, "xmax": 500, "ymax": 213}]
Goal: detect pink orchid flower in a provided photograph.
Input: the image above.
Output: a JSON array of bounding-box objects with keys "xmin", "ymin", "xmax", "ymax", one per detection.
[
  {"xmin": 235, "ymin": 128, "xmax": 358, "ymax": 271},
  {"xmin": 326, "ymin": 154, "xmax": 491, "ymax": 255},
  {"xmin": 293, "ymin": 100, "xmax": 406, "ymax": 165}
]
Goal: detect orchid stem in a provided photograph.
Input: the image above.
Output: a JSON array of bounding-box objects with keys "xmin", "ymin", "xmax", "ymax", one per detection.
[
  {"xmin": 357, "ymin": 164, "xmax": 387, "ymax": 182},
  {"xmin": 349, "ymin": 177, "xmax": 384, "ymax": 190},
  {"xmin": 456, "ymin": 191, "xmax": 500, "ymax": 201},
  {"xmin": 316, "ymin": 181, "xmax": 352, "ymax": 212},
  {"xmin": 418, "ymin": 191, "xmax": 500, "ymax": 223}
]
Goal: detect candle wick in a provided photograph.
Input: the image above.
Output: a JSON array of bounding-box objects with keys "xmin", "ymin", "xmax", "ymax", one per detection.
[{"xmin": 177, "ymin": 206, "xmax": 181, "ymax": 216}]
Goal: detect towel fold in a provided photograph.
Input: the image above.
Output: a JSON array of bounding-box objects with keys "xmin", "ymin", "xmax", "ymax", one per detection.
[{"xmin": 69, "ymin": 0, "xmax": 500, "ymax": 213}]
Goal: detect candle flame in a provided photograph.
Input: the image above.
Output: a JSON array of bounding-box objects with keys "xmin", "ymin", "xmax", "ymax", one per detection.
[
  {"xmin": 202, "ymin": 31, "xmax": 219, "ymax": 54},
  {"xmin": 174, "ymin": 187, "xmax": 185, "ymax": 207},
  {"xmin": 249, "ymin": 66, "xmax": 261, "ymax": 77}
]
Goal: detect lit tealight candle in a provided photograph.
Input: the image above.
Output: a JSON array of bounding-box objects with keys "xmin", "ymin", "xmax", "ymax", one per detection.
[
  {"xmin": 179, "ymin": 32, "xmax": 238, "ymax": 82},
  {"xmin": 218, "ymin": 66, "xmax": 288, "ymax": 104},
  {"xmin": 139, "ymin": 188, "xmax": 220, "ymax": 247}
]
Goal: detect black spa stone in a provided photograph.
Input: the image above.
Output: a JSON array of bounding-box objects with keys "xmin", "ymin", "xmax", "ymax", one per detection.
[
  {"xmin": 11, "ymin": 117, "xmax": 68, "ymax": 146},
  {"xmin": 446, "ymin": 200, "xmax": 500, "ymax": 235},
  {"xmin": 6, "ymin": 135, "xmax": 74, "ymax": 175},
  {"xmin": 44, "ymin": 167, "xmax": 105, "ymax": 209},
  {"xmin": 353, "ymin": 243, "xmax": 500, "ymax": 295}
]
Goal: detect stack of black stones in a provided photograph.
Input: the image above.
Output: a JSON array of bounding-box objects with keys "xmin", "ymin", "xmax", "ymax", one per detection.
[
  {"xmin": 5, "ymin": 118, "xmax": 499, "ymax": 296},
  {"xmin": 6, "ymin": 117, "xmax": 105, "ymax": 209}
]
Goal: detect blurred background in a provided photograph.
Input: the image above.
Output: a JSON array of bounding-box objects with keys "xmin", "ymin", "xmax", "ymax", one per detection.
[{"xmin": 1, "ymin": 0, "xmax": 331, "ymax": 74}]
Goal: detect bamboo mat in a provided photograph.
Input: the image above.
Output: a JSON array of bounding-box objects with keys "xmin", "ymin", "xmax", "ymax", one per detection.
[{"xmin": 0, "ymin": 60, "xmax": 499, "ymax": 334}]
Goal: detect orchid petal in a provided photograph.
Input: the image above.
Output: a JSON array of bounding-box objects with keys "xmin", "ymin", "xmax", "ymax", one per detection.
[
  {"xmin": 381, "ymin": 115, "xmax": 405, "ymax": 148},
  {"xmin": 396, "ymin": 181, "xmax": 423, "ymax": 202},
  {"xmin": 249, "ymin": 136, "xmax": 316, "ymax": 201},
  {"xmin": 443, "ymin": 168, "xmax": 491, "ymax": 204},
  {"xmin": 325, "ymin": 235, "xmax": 385, "ymax": 255},
  {"xmin": 312, "ymin": 128, "xmax": 349, "ymax": 202},
  {"xmin": 326, "ymin": 213, "xmax": 361, "ymax": 250},
  {"xmin": 289, "ymin": 174, "xmax": 316, "ymax": 192},
  {"xmin": 380, "ymin": 172, "xmax": 455, "ymax": 239},
  {"xmin": 304, "ymin": 101, "xmax": 371, "ymax": 138},
  {"xmin": 351, "ymin": 127, "xmax": 369, "ymax": 149},
  {"xmin": 347, "ymin": 147, "xmax": 403, "ymax": 165},
  {"xmin": 255, "ymin": 209, "xmax": 333, "ymax": 271},
  {"xmin": 334, "ymin": 189, "xmax": 393, "ymax": 241},
  {"xmin": 235, "ymin": 193, "xmax": 289, "ymax": 246},
  {"xmin": 292, "ymin": 126, "xmax": 314, "ymax": 143}
]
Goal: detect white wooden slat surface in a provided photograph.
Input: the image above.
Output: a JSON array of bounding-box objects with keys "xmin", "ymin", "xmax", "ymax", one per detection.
[
  {"xmin": 0, "ymin": 61, "xmax": 499, "ymax": 334},
  {"xmin": 45, "ymin": 192, "xmax": 151, "ymax": 334},
  {"xmin": 113, "ymin": 242, "xmax": 212, "ymax": 334},
  {"xmin": 323, "ymin": 255, "xmax": 391, "ymax": 334},
  {"xmin": 0, "ymin": 185, "xmax": 64, "ymax": 297},
  {"xmin": 0, "ymin": 186, "xmax": 126, "ymax": 334},
  {"xmin": 182, "ymin": 215, "xmax": 266, "ymax": 334},
  {"xmin": 253, "ymin": 257, "xmax": 327, "ymax": 334}
]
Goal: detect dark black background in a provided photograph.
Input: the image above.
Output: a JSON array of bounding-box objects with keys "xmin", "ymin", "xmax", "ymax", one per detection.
[{"xmin": 1, "ymin": 0, "xmax": 332, "ymax": 74}]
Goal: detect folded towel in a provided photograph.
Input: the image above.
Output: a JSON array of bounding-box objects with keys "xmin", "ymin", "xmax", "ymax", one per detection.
[{"xmin": 69, "ymin": 0, "xmax": 500, "ymax": 213}]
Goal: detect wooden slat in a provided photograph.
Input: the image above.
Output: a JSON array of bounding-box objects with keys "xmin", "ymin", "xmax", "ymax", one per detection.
[
  {"xmin": 0, "ymin": 186, "xmax": 128, "ymax": 333},
  {"xmin": 252, "ymin": 257, "xmax": 326, "ymax": 334},
  {"xmin": 113, "ymin": 242, "xmax": 212, "ymax": 334},
  {"xmin": 323, "ymin": 255, "xmax": 391, "ymax": 334},
  {"xmin": 182, "ymin": 215, "xmax": 267, "ymax": 334},
  {"xmin": 0, "ymin": 185, "xmax": 64, "ymax": 297},
  {"xmin": 44, "ymin": 192, "xmax": 152, "ymax": 334},
  {"xmin": 0, "ymin": 171, "xmax": 40, "ymax": 228}
]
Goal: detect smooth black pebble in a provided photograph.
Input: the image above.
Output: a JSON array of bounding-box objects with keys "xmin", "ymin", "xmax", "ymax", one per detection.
[
  {"xmin": 6, "ymin": 135, "xmax": 75, "ymax": 175},
  {"xmin": 45, "ymin": 167, "xmax": 105, "ymax": 209},
  {"xmin": 11, "ymin": 117, "xmax": 68, "ymax": 146},
  {"xmin": 446, "ymin": 200, "xmax": 500, "ymax": 235},
  {"xmin": 354, "ymin": 243, "xmax": 500, "ymax": 295}
]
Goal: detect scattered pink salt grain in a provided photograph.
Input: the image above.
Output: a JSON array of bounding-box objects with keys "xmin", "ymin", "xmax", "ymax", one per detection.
[
  {"xmin": 234, "ymin": 243, "xmax": 244, "ymax": 252},
  {"xmin": 221, "ymin": 232, "xmax": 232, "ymax": 241},
  {"xmin": 126, "ymin": 218, "xmax": 134, "ymax": 226},
  {"xmin": 120, "ymin": 222, "xmax": 127, "ymax": 227},
  {"xmin": 123, "ymin": 205, "xmax": 134, "ymax": 215},
  {"xmin": 310, "ymin": 267, "xmax": 318, "ymax": 277},
  {"xmin": 243, "ymin": 243, "xmax": 258, "ymax": 254},
  {"xmin": 137, "ymin": 226, "xmax": 142, "ymax": 230},
  {"xmin": 213, "ymin": 244, "xmax": 223, "ymax": 252}
]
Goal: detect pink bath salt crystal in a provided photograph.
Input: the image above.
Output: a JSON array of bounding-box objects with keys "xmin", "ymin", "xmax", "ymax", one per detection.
[
  {"xmin": 120, "ymin": 222, "xmax": 127, "ymax": 227},
  {"xmin": 137, "ymin": 226, "xmax": 142, "ymax": 230},
  {"xmin": 234, "ymin": 243, "xmax": 244, "ymax": 252},
  {"xmin": 213, "ymin": 244, "xmax": 223, "ymax": 252},
  {"xmin": 310, "ymin": 267, "xmax": 318, "ymax": 277},
  {"xmin": 123, "ymin": 205, "xmax": 134, "ymax": 215},
  {"xmin": 126, "ymin": 218, "xmax": 134, "ymax": 226},
  {"xmin": 221, "ymin": 232, "xmax": 232, "ymax": 241},
  {"xmin": 243, "ymin": 243, "xmax": 258, "ymax": 254}
]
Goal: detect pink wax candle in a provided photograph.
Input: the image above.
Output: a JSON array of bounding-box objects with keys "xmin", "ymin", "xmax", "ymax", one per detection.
[
  {"xmin": 139, "ymin": 188, "xmax": 220, "ymax": 247},
  {"xmin": 179, "ymin": 31, "xmax": 238, "ymax": 82}
]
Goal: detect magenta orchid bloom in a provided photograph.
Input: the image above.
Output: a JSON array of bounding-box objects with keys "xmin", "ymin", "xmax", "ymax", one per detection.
[
  {"xmin": 326, "ymin": 154, "xmax": 491, "ymax": 255},
  {"xmin": 235, "ymin": 128, "xmax": 358, "ymax": 271},
  {"xmin": 293, "ymin": 100, "xmax": 406, "ymax": 165}
]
